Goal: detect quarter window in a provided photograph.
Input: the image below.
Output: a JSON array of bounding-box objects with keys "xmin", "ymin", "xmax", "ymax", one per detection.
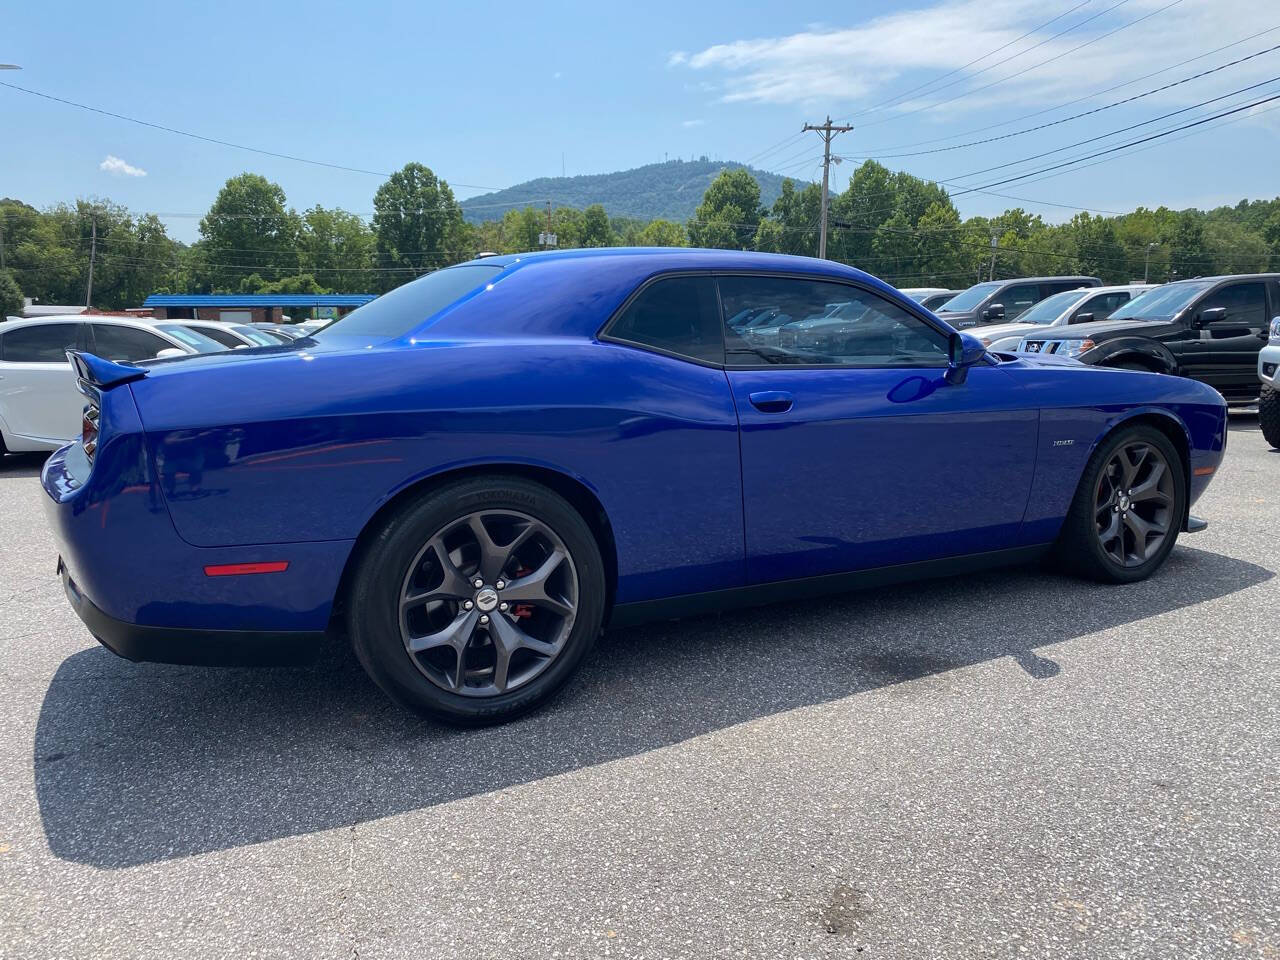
[
  {"xmin": 607, "ymin": 275, "xmax": 723, "ymax": 364},
  {"xmin": 0, "ymin": 324, "xmax": 78, "ymax": 363},
  {"xmin": 88, "ymin": 323, "xmax": 172, "ymax": 363},
  {"xmin": 719, "ymin": 276, "xmax": 948, "ymax": 367}
]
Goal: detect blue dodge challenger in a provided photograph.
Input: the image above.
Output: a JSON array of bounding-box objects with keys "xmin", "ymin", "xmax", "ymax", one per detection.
[{"xmin": 42, "ymin": 249, "xmax": 1227, "ymax": 723}]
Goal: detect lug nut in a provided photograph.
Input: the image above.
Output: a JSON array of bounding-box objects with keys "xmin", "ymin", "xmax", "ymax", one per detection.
[
  {"xmin": 479, "ymin": 614, "xmax": 490, "ymax": 624},
  {"xmin": 463, "ymin": 600, "xmax": 473, "ymax": 610},
  {"xmin": 495, "ymin": 580, "xmax": 506, "ymax": 590},
  {"xmin": 474, "ymin": 578, "xmax": 484, "ymax": 589},
  {"xmin": 499, "ymin": 602, "xmax": 509, "ymax": 612}
]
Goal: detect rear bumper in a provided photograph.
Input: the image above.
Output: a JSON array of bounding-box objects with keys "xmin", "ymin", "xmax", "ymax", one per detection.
[{"xmin": 59, "ymin": 558, "xmax": 325, "ymax": 666}]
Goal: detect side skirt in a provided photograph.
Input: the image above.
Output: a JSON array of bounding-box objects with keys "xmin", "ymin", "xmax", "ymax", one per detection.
[{"xmin": 608, "ymin": 544, "xmax": 1052, "ymax": 629}]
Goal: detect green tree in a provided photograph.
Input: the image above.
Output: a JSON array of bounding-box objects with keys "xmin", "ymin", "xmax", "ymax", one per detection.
[
  {"xmin": 298, "ymin": 206, "xmax": 376, "ymax": 292},
  {"xmin": 198, "ymin": 174, "xmax": 300, "ymax": 291},
  {"xmin": 372, "ymin": 163, "xmax": 468, "ymax": 287},
  {"xmin": 0, "ymin": 269, "xmax": 23, "ymax": 316},
  {"xmin": 637, "ymin": 218, "xmax": 686, "ymax": 246},
  {"xmin": 756, "ymin": 179, "xmax": 820, "ymax": 256},
  {"xmin": 688, "ymin": 169, "xmax": 761, "ymax": 249},
  {"xmin": 579, "ymin": 204, "xmax": 614, "ymax": 247},
  {"xmin": 1167, "ymin": 211, "xmax": 1209, "ymax": 281}
]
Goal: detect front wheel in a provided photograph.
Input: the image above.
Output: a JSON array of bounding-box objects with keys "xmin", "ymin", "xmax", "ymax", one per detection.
[
  {"xmin": 1260, "ymin": 384, "xmax": 1280, "ymax": 450},
  {"xmin": 1055, "ymin": 424, "xmax": 1187, "ymax": 583},
  {"xmin": 348, "ymin": 476, "xmax": 605, "ymax": 725}
]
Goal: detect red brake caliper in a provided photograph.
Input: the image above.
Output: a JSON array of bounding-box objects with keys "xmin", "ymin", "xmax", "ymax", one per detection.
[{"xmin": 511, "ymin": 565, "xmax": 534, "ymax": 619}]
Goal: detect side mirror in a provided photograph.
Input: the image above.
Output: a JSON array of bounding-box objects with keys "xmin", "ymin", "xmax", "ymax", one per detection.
[
  {"xmin": 1197, "ymin": 306, "xmax": 1227, "ymax": 327},
  {"xmin": 982, "ymin": 303, "xmax": 1005, "ymax": 321},
  {"xmin": 154, "ymin": 348, "xmax": 185, "ymax": 359},
  {"xmin": 1071, "ymin": 312, "xmax": 1094, "ymax": 324},
  {"xmin": 946, "ymin": 332, "xmax": 987, "ymax": 385}
]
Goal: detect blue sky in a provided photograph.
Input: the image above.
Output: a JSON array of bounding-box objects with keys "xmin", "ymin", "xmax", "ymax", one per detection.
[{"xmin": 3, "ymin": 0, "xmax": 1277, "ymax": 242}]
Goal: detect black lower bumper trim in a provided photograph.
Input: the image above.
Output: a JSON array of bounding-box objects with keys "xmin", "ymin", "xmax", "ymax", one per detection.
[
  {"xmin": 1185, "ymin": 515, "xmax": 1209, "ymax": 533},
  {"xmin": 59, "ymin": 560, "xmax": 327, "ymax": 667}
]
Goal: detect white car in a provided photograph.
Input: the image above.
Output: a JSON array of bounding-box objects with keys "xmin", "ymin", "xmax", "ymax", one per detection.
[
  {"xmin": 0, "ymin": 315, "xmax": 225, "ymax": 454},
  {"xmin": 1259, "ymin": 315, "xmax": 1280, "ymax": 449},
  {"xmin": 975, "ymin": 284, "xmax": 1157, "ymax": 351},
  {"xmin": 158, "ymin": 319, "xmax": 288, "ymax": 349}
]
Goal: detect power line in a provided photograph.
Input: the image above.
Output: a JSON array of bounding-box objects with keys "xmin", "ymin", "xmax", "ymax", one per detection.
[
  {"xmin": 865, "ymin": 42, "xmax": 1280, "ymax": 160},
  {"xmin": 856, "ymin": 0, "xmax": 1186, "ymax": 130},
  {"xmin": 0, "ymin": 78, "xmax": 504, "ymax": 192}
]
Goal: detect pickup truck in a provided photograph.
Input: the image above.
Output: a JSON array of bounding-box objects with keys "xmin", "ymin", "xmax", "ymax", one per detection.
[{"xmin": 1016, "ymin": 274, "xmax": 1278, "ymax": 406}]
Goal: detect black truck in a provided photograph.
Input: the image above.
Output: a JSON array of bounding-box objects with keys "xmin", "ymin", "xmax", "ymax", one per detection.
[{"xmin": 1016, "ymin": 273, "xmax": 1277, "ymax": 405}]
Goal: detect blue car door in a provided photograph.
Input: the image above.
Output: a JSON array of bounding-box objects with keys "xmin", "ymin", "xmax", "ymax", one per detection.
[{"xmin": 719, "ymin": 274, "xmax": 1039, "ymax": 584}]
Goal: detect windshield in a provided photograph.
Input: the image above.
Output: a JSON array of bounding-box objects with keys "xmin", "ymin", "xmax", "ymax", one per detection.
[
  {"xmin": 231, "ymin": 324, "xmax": 285, "ymax": 346},
  {"xmin": 1109, "ymin": 281, "xmax": 1213, "ymax": 321},
  {"xmin": 155, "ymin": 324, "xmax": 229, "ymax": 353},
  {"xmin": 936, "ymin": 281, "xmax": 1001, "ymax": 312},
  {"xmin": 314, "ymin": 264, "xmax": 504, "ymax": 340},
  {"xmin": 1017, "ymin": 289, "xmax": 1088, "ymax": 325}
]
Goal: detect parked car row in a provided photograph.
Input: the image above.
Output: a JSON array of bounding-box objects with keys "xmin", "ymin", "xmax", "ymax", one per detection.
[{"xmin": 0, "ymin": 314, "xmax": 311, "ymax": 454}]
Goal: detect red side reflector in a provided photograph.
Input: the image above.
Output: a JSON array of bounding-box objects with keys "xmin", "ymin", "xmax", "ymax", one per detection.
[
  {"xmin": 1193, "ymin": 466, "xmax": 1215, "ymax": 477},
  {"xmin": 203, "ymin": 561, "xmax": 290, "ymax": 577}
]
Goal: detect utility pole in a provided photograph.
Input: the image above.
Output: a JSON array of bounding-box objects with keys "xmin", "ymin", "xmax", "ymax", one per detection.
[
  {"xmin": 988, "ymin": 233, "xmax": 998, "ymax": 281},
  {"xmin": 84, "ymin": 215, "xmax": 97, "ymax": 308},
  {"xmin": 0, "ymin": 216, "xmax": 6, "ymax": 272},
  {"xmin": 803, "ymin": 116, "xmax": 854, "ymax": 259},
  {"xmin": 539, "ymin": 199, "xmax": 557, "ymax": 250},
  {"xmin": 1144, "ymin": 242, "xmax": 1159, "ymax": 283}
]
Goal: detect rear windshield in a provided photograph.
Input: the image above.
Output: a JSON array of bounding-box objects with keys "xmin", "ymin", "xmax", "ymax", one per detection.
[
  {"xmin": 314, "ymin": 264, "xmax": 504, "ymax": 340},
  {"xmin": 936, "ymin": 281, "xmax": 1001, "ymax": 312},
  {"xmin": 1109, "ymin": 281, "xmax": 1213, "ymax": 321}
]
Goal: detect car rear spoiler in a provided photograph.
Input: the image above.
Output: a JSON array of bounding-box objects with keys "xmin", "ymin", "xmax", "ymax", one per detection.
[{"xmin": 68, "ymin": 351, "xmax": 148, "ymax": 391}]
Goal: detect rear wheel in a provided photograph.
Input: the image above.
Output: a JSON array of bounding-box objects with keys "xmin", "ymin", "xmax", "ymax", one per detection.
[
  {"xmin": 1261, "ymin": 384, "xmax": 1280, "ymax": 450},
  {"xmin": 348, "ymin": 476, "xmax": 605, "ymax": 725},
  {"xmin": 1055, "ymin": 424, "xmax": 1186, "ymax": 583}
]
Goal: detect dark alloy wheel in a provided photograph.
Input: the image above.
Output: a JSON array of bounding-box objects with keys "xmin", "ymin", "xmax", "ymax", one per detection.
[
  {"xmin": 1056, "ymin": 423, "xmax": 1187, "ymax": 584},
  {"xmin": 1092, "ymin": 440, "xmax": 1175, "ymax": 568},
  {"xmin": 398, "ymin": 510, "xmax": 578, "ymax": 697},
  {"xmin": 349, "ymin": 476, "xmax": 605, "ymax": 724}
]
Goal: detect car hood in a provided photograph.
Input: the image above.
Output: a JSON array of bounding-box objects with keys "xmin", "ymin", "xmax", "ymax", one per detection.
[{"xmin": 1022, "ymin": 317, "xmax": 1163, "ymax": 339}]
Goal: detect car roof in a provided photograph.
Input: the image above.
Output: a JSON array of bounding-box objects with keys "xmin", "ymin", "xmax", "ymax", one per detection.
[
  {"xmin": 458, "ymin": 246, "xmax": 874, "ymax": 278},
  {"xmin": 0, "ymin": 314, "xmax": 157, "ymax": 329},
  {"xmin": 1158, "ymin": 273, "xmax": 1280, "ymax": 284}
]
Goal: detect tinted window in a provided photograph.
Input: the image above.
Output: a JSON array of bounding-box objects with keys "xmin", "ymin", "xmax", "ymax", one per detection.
[
  {"xmin": 315, "ymin": 264, "xmax": 502, "ymax": 340},
  {"xmin": 720, "ymin": 276, "xmax": 947, "ymax": 367},
  {"xmin": 608, "ymin": 275, "xmax": 723, "ymax": 364},
  {"xmin": 1198, "ymin": 282, "xmax": 1267, "ymax": 326},
  {"xmin": 1073, "ymin": 291, "xmax": 1130, "ymax": 321},
  {"xmin": 994, "ymin": 283, "xmax": 1041, "ymax": 320},
  {"xmin": 89, "ymin": 323, "xmax": 172, "ymax": 362},
  {"xmin": 0, "ymin": 324, "xmax": 78, "ymax": 363},
  {"xmin": 1041, "ymin": 279, "xmax": 1093, "ymax": 296},
  {"xmin": 189, "ymin": 325, "xmax": 243, "ymax": 348}
]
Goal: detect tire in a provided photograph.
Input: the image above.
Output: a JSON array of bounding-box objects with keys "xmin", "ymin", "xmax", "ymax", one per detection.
[
  {"xmin": 1261, "ymin": 384, "xmax": 1280, "ymax": 450},
  {"xmin": 1055, "ymin": 424, "xmax": 1187, "ymax": 584},
  {"xmin": 348, "ymin": 475, "xmax": 605, "ymax": 725}
]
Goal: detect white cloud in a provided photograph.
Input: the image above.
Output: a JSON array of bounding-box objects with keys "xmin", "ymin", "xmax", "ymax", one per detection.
[
  {"xmin": 682, "ymin": 118, "xmax": 705, "ymax": 128},
  {"xmin": 666, "ymin": 50, "xmax": 688, "ymax": 67},
  {"xmin": 553, "ymin": 70, "xmax": 562, "ymax": 79},
  {"xmin": 672, "ymin": 0, "xmax": 1266, "ymax": 117},
  {"xmin": 99, "ymin": 154, "xmax": 147, "ymax": 177}
]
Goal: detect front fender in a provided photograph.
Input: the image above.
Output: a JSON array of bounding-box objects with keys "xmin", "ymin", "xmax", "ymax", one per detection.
[{"xmin": 1084, "ymin": 336, "xmax": 1177, "ymax": 373}]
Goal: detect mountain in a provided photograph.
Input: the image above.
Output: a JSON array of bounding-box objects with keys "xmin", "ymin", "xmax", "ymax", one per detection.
[{"xmin": 460, "ymin": 159, "xmax": 801, "ymax": 224}]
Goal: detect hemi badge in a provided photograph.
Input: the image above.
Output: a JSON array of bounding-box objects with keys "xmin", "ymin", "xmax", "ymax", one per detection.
[{"xmin": 204, "ymin": 561, "xmax": 290, "ymax": 577}]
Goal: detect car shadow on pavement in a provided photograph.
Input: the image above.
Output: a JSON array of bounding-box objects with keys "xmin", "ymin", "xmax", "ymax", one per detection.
[
  {"xmin": 0, "ymin": 452, "xmax": 50, "ymax": 479},
  {"xmin": 34, "ymin": 544, "xmax": 1272, "ymax": 869}
]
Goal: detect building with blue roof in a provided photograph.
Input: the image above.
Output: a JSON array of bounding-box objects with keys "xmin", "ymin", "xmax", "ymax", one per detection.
[{"xmin": 142, "ymin": 293, "xmax": 378, "ymax": 325}]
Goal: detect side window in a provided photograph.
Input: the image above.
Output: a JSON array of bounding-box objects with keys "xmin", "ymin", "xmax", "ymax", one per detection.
[
  {"xmin": 996, "ymin": 283, "xmax": 1041, "ymax": 320},
  {"xmin": 606, "ymin": 275, "xmax": 723, "ymax": 364},
  {"xmin": 720, "ymin": 276, "xmax": 948, "ymax": 367},
  {"xmin": 0, "ymin": 324, "xmax": 77, "ymax": 363},
  {"xmin": 89, "ymin": 323, "xmax": 172, "ymax": 363},
  {"xmin": 1198, "ymin": 282, "xmax": 1266, "ymax": 326},
  {"xmin": 192, "ymin": 326, "xmax": 243, "ymax": 348},
  {"xmin": 1074, "ymin": 291, "xmax": 1128, "ymax": 322}
]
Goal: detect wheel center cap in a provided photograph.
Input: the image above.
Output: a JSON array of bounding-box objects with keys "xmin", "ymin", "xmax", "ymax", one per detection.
[
  {"xmin": 475, "ymin": 587, "xmax": 499, "ymax": 612},
  {"xmin": 1118, "ymin": 494, "xmax": 1131, "ymax": 512}
]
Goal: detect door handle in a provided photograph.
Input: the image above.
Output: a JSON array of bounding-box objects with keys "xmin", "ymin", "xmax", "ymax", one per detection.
[{"xmin": 748, "ymin": 390, "xmax": 794, "ymax": 413}]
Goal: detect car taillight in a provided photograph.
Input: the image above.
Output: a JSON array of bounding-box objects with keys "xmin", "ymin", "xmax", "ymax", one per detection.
[{"xmin": 81, "ymin": 403, "xmax": 100, "ymax": 461}]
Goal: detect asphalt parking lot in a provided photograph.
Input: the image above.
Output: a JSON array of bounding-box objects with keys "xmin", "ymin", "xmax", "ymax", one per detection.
[{"xmin": 1, "ymin": 420, "xmax": 1276, "ymax": 960}]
